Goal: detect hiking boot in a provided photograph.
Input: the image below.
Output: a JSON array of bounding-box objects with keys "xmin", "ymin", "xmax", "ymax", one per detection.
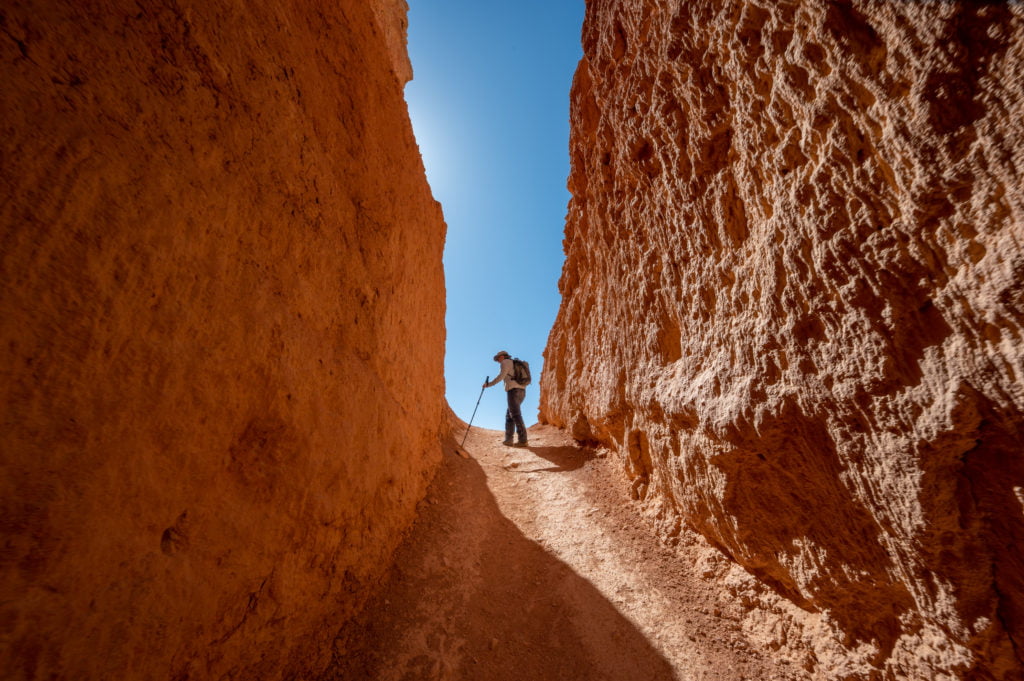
[
  {"xmin": 502, "ymin": 439, "xmax": 514, "ymax": 446},
  {"xmin": 514, "ymin": 441, "xmax": 529, "ymax": 448}
]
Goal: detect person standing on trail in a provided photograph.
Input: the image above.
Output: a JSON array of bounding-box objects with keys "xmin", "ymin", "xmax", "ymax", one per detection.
[{"xmin": 483, "ymin": 350, "xmax": 528, "ymax": 447}]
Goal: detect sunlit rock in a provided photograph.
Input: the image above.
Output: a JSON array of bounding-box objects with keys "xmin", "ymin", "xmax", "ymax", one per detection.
[{"xmin": 541, "ymin": 2, "xmax": 1024, "ymax": 678}]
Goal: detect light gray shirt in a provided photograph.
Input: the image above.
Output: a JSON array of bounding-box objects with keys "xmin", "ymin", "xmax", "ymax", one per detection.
[{"xmin": 485, "ymin": 357, "xmax": 525, "ymax": 391}]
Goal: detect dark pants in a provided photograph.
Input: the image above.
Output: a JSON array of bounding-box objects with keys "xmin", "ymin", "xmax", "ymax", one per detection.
[{"xmin": 505, "ymin": 388, "xmax": 527, "ymax": 443}]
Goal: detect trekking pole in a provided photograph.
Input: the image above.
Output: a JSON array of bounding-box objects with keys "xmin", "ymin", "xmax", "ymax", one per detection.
[{"xmin": 461, "ymin": 376, "xmax": 488, "ymax": 449}]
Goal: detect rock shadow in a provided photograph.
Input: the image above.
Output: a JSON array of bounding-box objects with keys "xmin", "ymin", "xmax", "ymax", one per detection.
[
  {"xmin": 708, "ymin": 397, "xmax": 914, "ymax": 661},
  {"xmin": 323, "ymin": 441, "xmax": 675, "ymax": 681},
  {"xmin": 916, "ymin": 383, "xmax": 1024, "ymax": 675},
  {"xmin": 516, "ymin": 442, "xmax": 597, "ymax": 473}
]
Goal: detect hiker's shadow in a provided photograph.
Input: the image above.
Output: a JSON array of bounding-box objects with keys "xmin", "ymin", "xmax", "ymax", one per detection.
[{"xmin": 518, "ymin": 443, "xmax": 595, "ymax": 473}]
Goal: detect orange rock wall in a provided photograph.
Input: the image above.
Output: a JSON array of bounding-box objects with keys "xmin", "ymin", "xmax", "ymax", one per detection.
[
  {"xmin": 542, "ymin": 1, "xmax": 1024, "ymax": 677},
  {"xmin": 1, "ymin": 1, "xmax": 446, "ymax": 679}
]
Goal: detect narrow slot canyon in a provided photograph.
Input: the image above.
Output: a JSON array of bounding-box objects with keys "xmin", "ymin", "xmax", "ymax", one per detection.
[{"xmin": 2, "ymin": 2, "xmax": 1023, "ymax": 681}]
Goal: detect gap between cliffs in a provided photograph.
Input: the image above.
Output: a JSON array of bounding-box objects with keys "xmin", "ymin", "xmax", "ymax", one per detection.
[{"xmin": 323, "ymin": 423, "xmax": 817, "ymax": 681}]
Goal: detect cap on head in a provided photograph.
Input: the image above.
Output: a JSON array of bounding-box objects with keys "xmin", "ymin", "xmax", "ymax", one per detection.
[{"xmin": 493, "ymin": 350, "xmax": 509, "ymax": 361}]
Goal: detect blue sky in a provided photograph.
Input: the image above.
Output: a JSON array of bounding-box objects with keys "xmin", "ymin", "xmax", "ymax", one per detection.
[{"xmin": 405, "ymin": 1, "xmax": 585, "ymax": 431}]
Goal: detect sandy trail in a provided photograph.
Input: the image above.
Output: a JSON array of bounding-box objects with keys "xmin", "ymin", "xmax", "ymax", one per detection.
[{"xmin": 327, "ymin": 424, "xmax": 811, "ymax": 681}]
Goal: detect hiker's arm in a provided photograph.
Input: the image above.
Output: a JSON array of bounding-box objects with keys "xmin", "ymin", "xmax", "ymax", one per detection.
[{"xmin": 484, "ymin": 360, "xmax": 511, "ymax": 388}]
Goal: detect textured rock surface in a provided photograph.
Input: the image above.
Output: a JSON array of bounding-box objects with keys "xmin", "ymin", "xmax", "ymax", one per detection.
[
  {"xmin": 1, "ymin": 1, "xmax": 445, "ymax": 679},
  {"xmin": 542, "ymin": 1, "xmax": 1024, "ymax": 678}
]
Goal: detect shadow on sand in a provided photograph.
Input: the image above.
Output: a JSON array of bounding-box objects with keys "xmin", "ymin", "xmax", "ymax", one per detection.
[
  {"xmin": 513, "ymin": 442, "xmax": 596, "ymax": 473},
  {"xmin": 323, "ymin": 437, "xmax": 674, "ymax": 681}
]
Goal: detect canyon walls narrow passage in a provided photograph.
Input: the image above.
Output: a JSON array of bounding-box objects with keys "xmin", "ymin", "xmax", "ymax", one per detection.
[
  {"xmin": 1, "ymin": 1, "xmax": 447, "ymax": 679},
  {"xmin": 541, "ymin": 1, "xmax": 1024, "ymax": 678}
]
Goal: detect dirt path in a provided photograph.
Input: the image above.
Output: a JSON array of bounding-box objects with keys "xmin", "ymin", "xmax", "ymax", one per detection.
[{"xmin": 326, "ymin": 424, "xmax": 813, "ymax": 681}]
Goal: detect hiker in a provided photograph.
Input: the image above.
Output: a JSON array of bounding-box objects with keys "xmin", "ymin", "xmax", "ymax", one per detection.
[{"xmin": 483, "ymin": 350, "xmax": 528, "ymax": 447}]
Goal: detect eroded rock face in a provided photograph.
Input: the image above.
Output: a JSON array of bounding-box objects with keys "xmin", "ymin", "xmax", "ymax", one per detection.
[
  {"xmin": 1, "ymin": 1, "xmax": 445, "ymax": 679},
  {"xmin": 542, "ymin": 1, "xmax": 1024, "ymax": 677}
]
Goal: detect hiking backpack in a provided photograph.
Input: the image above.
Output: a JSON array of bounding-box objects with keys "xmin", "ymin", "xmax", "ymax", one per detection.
[{"xmin": 512, "ymin": 357, "xmax": 532, "ymax": 386}]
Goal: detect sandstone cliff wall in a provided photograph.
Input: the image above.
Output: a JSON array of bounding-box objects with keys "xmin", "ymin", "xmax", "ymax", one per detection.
[
  {"xmin": 1, "ymin": 1, "xmax": 446, "ymax": 679},
  {"xmin": 541, "ymin": 1, "xmax": 1024, "ymax": 678}
]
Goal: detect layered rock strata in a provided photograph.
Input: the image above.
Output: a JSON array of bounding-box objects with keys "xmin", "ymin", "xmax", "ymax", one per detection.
[
  {"xmin": 1, "ymin": 1, "xmax": 445, "ymax": 679},
  {"xmin": 542, "ymin": 1, "xmax": 1024, "ymax": 678}
]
